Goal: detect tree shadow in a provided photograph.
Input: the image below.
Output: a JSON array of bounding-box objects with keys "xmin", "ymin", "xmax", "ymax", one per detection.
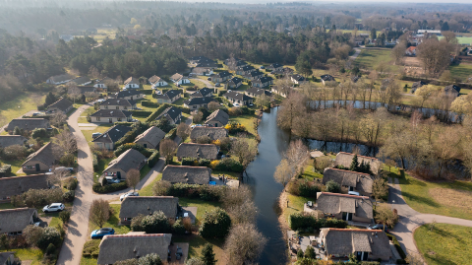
[
  {"xmin": 401, "ymin": 191, "xmax": 440, "ymax": 208},
  {"xmin": 424, "ymin": 253, "xmax": 459, "ymax": 265}
]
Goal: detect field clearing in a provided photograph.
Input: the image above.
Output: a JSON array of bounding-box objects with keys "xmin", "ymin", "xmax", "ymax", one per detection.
[
  {"xmin": 438, "ymin": 36, "xmax": 472, "ymax": 45},
  {"xmin": 0, "ymin": 93, "xmax": 45, "ymax": 122},
  {"xmin": 445, "ymin": 63, "xmax": 472, "ymax": 81},
  {"xmin": 355, "ymin": 48, "xmax": 400, "ymax": 72}
]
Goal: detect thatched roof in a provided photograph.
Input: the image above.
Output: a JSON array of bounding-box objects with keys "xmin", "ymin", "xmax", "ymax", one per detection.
[
  {"xmin": 0, "ymin": 208, "xmax": 37, "ymax": 234},
  {"xmin": 323, "ymin": 168, "xmax": 374, "ymax": 194},
  {"xmin": 134, "ymin": 126, "xmax": 166, "ymax": 147},
  {"xmin": 148, "ymin": 75, "xmax": 162, "ymax": 84},
  {"xmin": 22, "ymin": 142, "xmax": 56, "ymax": 168},
  {"xmin": 246, "ymin": 88, "xmax": 272, "ymax": 97},
  {"xmin": 205, "ymin": 109, "xmax": 229, "ymax": 126},
  {"xmin": 0, "ymin": 252, "xmax": 14, "ymax": 265},
  {"xmin": 71, "ymin": 76, "xmax": 91, "ymax": 85},
  {"xmin": 47, "ymin": 98, "xmax": 73, "ymax": 112},
  {"xmin": 48, "ymin": 73, "xmax": 74, "ymax": 83},
  {"xmin": 170, "ymin": 73, "xmax": 185, "ymax": 82},
  {"xmin": 334, "ymin": 152, "xmax": 381, "ymax": 175},
  {"xmin": 444, "ymin": 85, "xmax": 461, "ymax": 97},
  {"xmin": 190, "ymin": 127, "xmax": 228, "ymax": 141},
  {"xmin": 176, "ymin": 143, "xmax": 219, "ymax": 160},
  {"xmin": 6, "ymin": 118, "xmax": 49, "ymax": 132},
  {"xmin": 320, "ymin": 228, "xmax": 391, "ymax": 258},
  {"xmin": 124, "ymin": 77, "xmax": 139, "ymax": 85},
  {"xmin": 0, "ymin": 135, "xmax": 27, "ymax": 148},
  {"xmin": 104, "ymin": 149, "xmax": 146, "ymax": 174},
  {"xmin": 224, "ymin": 91, "xmax": 253, "ymax": 102},
  {"xmin": 184, "ymin": 97, "xmax": 216, "ymax": 106},
  {"xmin": 316, "ymin": 192, "xmax": 373, "ymax": 219},
  {"xmin": 0, "ymin": 174, "xmax": 52, "ymax": 198},
  {"xmin": 162, "ymin": 165, "xmax": 211, "ymax": 185},
  {"xmin": 78, "ymin": 86, "xmax": 97, "ymax": 94},
  {"xmin": 98, "ymin": 233, "xmax": 172, "ymax": 265},
  {"xmin": 119, "ymin": 196, "xmax": 179, "ymax": 219},
  {"xmin": 92, "ymin": 125, "xmax": 132, "ymax": 144}
]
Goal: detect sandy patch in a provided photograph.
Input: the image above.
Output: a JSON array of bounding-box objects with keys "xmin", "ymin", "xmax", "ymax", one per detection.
[{"xmin": 429, "ymin": 188, "xmax": 472, "ymax": 213}]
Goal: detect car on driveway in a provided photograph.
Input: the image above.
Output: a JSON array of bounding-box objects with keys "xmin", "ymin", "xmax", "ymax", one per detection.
[
  {"xmin": 55, "ymin": 167, "xmax": 74, "ymax": 173},
  {"xmin": 90, "ymin": 227, "xmax": 115, "ymax": 239},
  {"xmin": 42, "ymin": 203, "xmax": 65, "ymax": 213},
  {"xmin": 105, "ymin": 177, "xmax": 121, "ymax": 184},
  {"xmin": 120, "ymin": 191, "xmax": 139, "ymax": 201},
  {"xmin": 92, "ymin": 132, "xmax": 102, "ymax": 138},
  {"xmin": 176, "ymin": 246, "xmax": 183, "ymax": 260},
  {"xmin": 368, "ymin": 224, "xmax": 389, "ymax": 233}
]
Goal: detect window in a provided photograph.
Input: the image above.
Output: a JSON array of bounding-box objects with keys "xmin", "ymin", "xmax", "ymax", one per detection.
[
  {"xmin": 117, "ymin": 118, "xmax": 122, "ymax": 121},
  {"xmin": 96, "ymin": 117, "xmax": 100, "ymax": 121},
  {"xmin": 116, "ymin": 106, "xmax": 119, "ymax": 110}
]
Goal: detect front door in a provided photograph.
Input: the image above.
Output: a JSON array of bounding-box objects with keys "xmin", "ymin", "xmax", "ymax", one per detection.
[
  {"xmin": 117, "ymin": 171, "xmax": 121, "ymax": 180},
  {"xmin": 35, "ymin": 164, "xmax": 40, "ymax": 172},
  {"xmin": 215, "ymin": 123, "xmax": 218, "ymax": 127},
  {"xmin": 108, "ymin": 118, "xmax": 112, "ymax": 123},
  {"xmin": 349, "ymin": 186, "xmax": 354, "ymax": 191}
]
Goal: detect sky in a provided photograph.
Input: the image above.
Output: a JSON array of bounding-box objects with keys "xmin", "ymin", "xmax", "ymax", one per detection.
[{"xmin": 163, "ymin": 0, "xmax": 472, "ymax": 4}]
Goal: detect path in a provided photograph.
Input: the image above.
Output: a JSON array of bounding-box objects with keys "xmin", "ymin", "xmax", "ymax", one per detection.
[
  {"xmin": 190, "ymin": 77, "xmax": 214, "ymax": 89},
  {"xmin": 388, "ymin": 178, "xmax": 472, "ymax": 262},
  {"xmin": 350, "ymin": 47, "xmax": 362, "ymax": 60}
]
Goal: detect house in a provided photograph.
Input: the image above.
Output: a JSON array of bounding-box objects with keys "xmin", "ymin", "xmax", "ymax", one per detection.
[
  {"xmin": 0, "ymin": 252, "xmax": 15, "ymax": 265},
  {"xmin": 22, "ymin": 142, "xmax": 56, "ymax": 173},
  {"xmin": 89, "ymin": 109, "xmax": 133, "ymax": 123},
  {"xmin": 252, "ymin": 76, "xmax": 274, "ymax": 88},
  {"xmin": 0, "ymin": 135, "xmax": 27, "ymax": 148},
  {"xmin": 46, "ymin": 98, "xmax": 73, "ymax": 114},
  {"xmin": 211, "ymin": 71, "xmax": 232, "ymax": 83},
  {"xmin": 271, "ymin": 86, "xmax": 291, "ymax": 98},
  {"xmin": 351, "ymin": 76, "xmax": 360, "ymax": 83},
  {"xmin": 134, "ymin": 126, "xmax": 166, "ymax": 149},
  {"xmin": 156, "ymin": 106, "xmax": 182, "ymax": 125},
  {"xmin": 411, "ymin": 81, "xmax": 426, "ymax": 94},
  {"xmin": 123, "ymin": 77, "xmax": 140, "ymax": 90},
  {"xmin": 405, "ymin": 46, "xmax": 417, "ymax": 56},
  {"xmin": 189, "ymin": 56, "xmax": 214, "ymax": 65},
  {"xmin": 115, "ymin": 90, "xmax": 144, "ymax": 101},
  {"xmin": 320, "ymin": 74, "xmax": 335, "ymax": 85},
  {"xmin": 322, "ymin": 168, "xmax": 374, "ymax": 196},
  {"xmin": 334, "ymin": 152, "xmax": 381, "ymax": 175},
  {"xmin": 190, "ymin": 87, "xmax": 213, "ymax": 99},
  {"xmin": 192, "ymin": 67, "xmax": 214, "ymax": 76},
  {"xmin": 243, "ymin": 71, "xmax": 263, "ymax": 81},
  {"xmin": 177, "ymin": 143, "xmax": 220, "ymax": 160},
  {"xmin": 267, "ymin": 63, "xmax": 284, "ymax": 71},
  {"xmin": 311, "ymin": 192, "xmax": 373, "ymax": 223},
  {"xmin": 193, "ymin": 60, "xmax": 218, "ymax": 75},
  {"xmin": 155, "ymin": 90, "xmax": 182, "ymax": 104},
  {"xmin": 46, "ymin": 73, "xmax": 74, "ymax": 85},
  {"xmin": 78, "ymin": 86, "xmax": 97, "ymax": 94},
  {"xmin": 170, "ymin": 73, "xmax": 190, "ymax": 85},
  {"xmin": 444, "ymin": 85, "xmax": 461, "ymax": 98},
  {"xmin": 148, "ymin": 75, "xmax": 168, "ymax": 88},
  {"xmin": 99, "ymin": 99, "xmax": 135, "ymax": 111},
  {"xmin": 236, "ymin": 65, "xmax": 256, "ymax": 76},
  {"xmin": 119, "ymin": 196, "xmax": 179, "ymax": 224},
  {"xmin": 184, "ymin": 97, "xmax": 216, "ymax": 110},
  {"xmin": 71, "ymin": 76, "xmax": 92, "ymax": 86},
  {"xmin": 94, "ymin": 77, "xmax": 112, "ymax": 89},
  {"xmin": 353, "ymin": 36, "xmax": 365, "ymax": 46},
  {"xmin": 190, "ymin": 127, "xmax": 228, "ymax": 142},
  {"xmin": 319, "ymin": 228, "xmax": 392, "ymax": 261},
  {"xmin": 103, "ymin": 149, "xmax": 147, "ymax": 180},
  {"xmin": 0, "ymin": 174, "xmax": 53, "ymax": 202},
  {"xmin": 0, "ymin": 208, "xmax": 38, "ymax": 236},
  {"xmin": 5, "ymin": 118, "xmax": 50, "ymax": 133},
  {"xmin": 162, "ymin": 165, "xmax": 212, "ymax": 185},
  {"xmin": 245, "ymin": 88, "xmax": 272, "ymax": 98},
  {"xmin": 224, "ymin": 91, "xmax": 253, "ymax": 106},
  {"xmin": 205, "ymin": 109, "xmax": 229, "ymax": 127},
  {"xmin": 291, "ymin": 74, "xmax": 306, "ymax": 85},
  {"xmin": 225, "ymin": 58, "xmax": 248, "ymax": 68},
  {"xmin": 272, "ymin": 67, "xmax": 294, "ymax": 76},
  {"xmin": 227, "ymin": 77, "xmax": 243, "ymax": 89},
  {"xmin": 97, "ymin": 233, "xmax": 172, "ymax": 265},
  {"xmin": 92, "ymin": 125, "xmax": 132, "ymax": 151}
]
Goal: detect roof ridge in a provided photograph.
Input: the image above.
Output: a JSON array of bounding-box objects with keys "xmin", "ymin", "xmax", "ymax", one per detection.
[
  {"xmin": 104, "ymin": 233, "xmax": 169, "ymax": 238},
  {"xmin": 0, "ymin": 174, "xmax": 47, "ymax": 180},
  {"xmin": 0, "ymin": 207, "xmax": 32, "ymax": 213},
  {"xmin": 320, "ymin": 192, "xmax": 369, "ymax": 199}
]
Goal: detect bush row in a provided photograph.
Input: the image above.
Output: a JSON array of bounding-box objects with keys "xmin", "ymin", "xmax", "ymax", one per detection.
[
  {"xmin": 114, "ymin": 122, "xmax": 150, "ymax": 148},
  {"xmin": 137, "ymin": 89, "xmax": 153, "ymax": 95},
  {"xmin": 141, "ymin": 100, "xmax": 159, "ymax": 108},
  {"xmin": 131, "ymin": 211, "xmax": 190, "ymax": 235},
  {"xmin": 181, "ymin": 157, "xmax": 211, "ymax": 167},
  {"xmin": 148, "ymin": 150, "xmax": 160, "ymax": 167},
  {"xmin": 288, "ymin": 213, "xmax": 348, "ymax": 231},
  {"xmin": 92, "ymin": 182, "xmax": 128, "ymax": 194},
  {"xmin": 114, "ymin": 143, "xmax": 154, "ymax": 157},
  {"xmin": 131, "ymin": 110, "xmax": 153, "ymax": 117},
  {"xmin": 11, "ymin": 189, "xmax": 68, "ymax": 208},
  {"xmin": 146, "ymin": 103, "xmax": 171, "ymax": 122},
  {"xmin": 170, "ymin": 104, "xmax": 191, "ymax": 114},
  {"xmin": 154, "ymin": 181, "xmax": 224, "ymax": 202},
  {"xmin": 164, "ymin": 128, "xmax": 177, "ymax": 140},
  {"xmin": 211, "ymin": 157, "xmax": 243, "ymax": 172},
  {"xmin": 386, "ymin": 233, "xmax": 406, "ymax": 259},
  {"xmin": 286, "ymin": 179, "xmax": 321, "ymax": 198}
]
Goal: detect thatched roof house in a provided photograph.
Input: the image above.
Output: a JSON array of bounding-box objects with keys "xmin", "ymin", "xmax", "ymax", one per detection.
[
  {"xmin": 323, "ymin": 168, "xmax": 374, "ymax": 196},
  {"xmin": 315, "ymin": 192, "xmax": 373, "ymax": 223},
  {"xmin": 176, "ymin": 143, "xmax": 219, "ymax": 160},
  {"xmin": 162, "ymin": 165, "xmax": 211, "ymax": 185},
  {"xmin": 22, "ymin": 142, "xmax": 56, "ymax": 173},
  {"xmin": 334, "ymin": 152, "xmax": 381, "ymax": 175},
  {"xmin": 5, "ymin": 118, "xmax": 50, "ymax": 132},
  {"xmin": 134, "ymin": 126, "xmax": 166, "ymax": 149},
  {"xmin": 119, "ymin": 197, "xmax": 179, "ymax": 224},
  {"xmin": 190, "ymin": 127, "xmax": 228, "ymax": 141},
  {"xmin": 92, "ymin": 124, "xmax": 132, "ymax": 150},
  {"xmin": 205, "ymin": 109, "xmax": 229, "ymax": 127},
  {"xmin": 0, "ymin": 252, "xmax": 15, "ymax": 265},
  {"xmin": 97, "ymin": 233, "xmax": 172, "ymax": 265},
  {"xmin": 0, "ymin": 174, "xmax": 53, "ymax": 202},
  {"xmin": 47, "ymin": 98, "xmax": 73, "ymax": 113},
  {"xmin": 0, "ymin": 208, "xmax": 38, "ymax": 235},
  {"xmin": 0, "ymin": 135, "xmax": 27, "ymax": 148},
  {"xmin": 103, "ymin": 149, "xmax": 146, "ymax": 180},
  {"xmin": 319, "ymin": 228, "xmax": 392, "ymax": 261}
]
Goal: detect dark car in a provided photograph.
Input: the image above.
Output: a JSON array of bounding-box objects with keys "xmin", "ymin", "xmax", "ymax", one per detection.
[
  {"xmin": 207, "ymin": 77, "xmax": 211, "ymax": 81},
  {"xmin": 176, "ymin": 246, "xmax": 183, "ymax": 260},
  {"xmin": 90, "ymin": 228, "xmax": 115, "ymax": 239}
]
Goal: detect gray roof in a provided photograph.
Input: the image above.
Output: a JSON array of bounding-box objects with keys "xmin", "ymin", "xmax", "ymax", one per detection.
[
  {"xmin": 196, "ymin": 61, "xmax": 218, "ymax": 68},
  {"xmin": 47, "ymin": 98, "xmax": 73, "ymax": 112},
  {"xmin": 155, "ymin": 89, "xmax": 181, "ymax": 100},
  {"xmin": 98, "ymin": 233, "xmax": 172, "ymax": 265},
  {"xmin": 119, "ymin": 196, "xmax": 179, "ymax": 219},
  {"xmin": 124, "ymin": 77, "xmax": 139, "ymax": 85},
  {"xmin": 156, "ymin": 106, "xmax": 182, "ymax": 123},
  {"xmin": 224, "ymin": 91, "xmax": 253, "ymax": 102},
  {"xmin": 334, "ymin": 152, "xmax": 381, "ymax": 175},
  {"xmin": 48, "ymin": 73, "xmax": 74, "ymax": 83},
  {"xmin": 71, "ymin": 76, "xmax": 91, "ymax": 85},
  {"xmin": 272, "ymin": 67, "xmax": 294, "ymax": 75},
  {"xmin": 92, "ymin": 125, "xmax": 132, "ymax": 144},
  {"xmin": 184, "ymin": 97, "xmax": 216, "ymax": 106},
  {"xmin": 253, "ymin": 76, "xmax": 273, "ymax": 84},
  {"xmin": 190, "ymin": 127, "xmax": 228, "ymax": 140},
  {"xmin": 90, "ymin": 109, "xmax": 132, "ymax": 118},
  {"xmin": 176, "ymin": 143, "xmax": 219, "ymax": 160},
  {"xmin": 237, "ymin": 65, "xmax": 255, "ymax": 72},
  {"xmin": 0, "ymin": 252, "xmax": 14, "ymax": 265},
  {"xmin": 104, "ymin": 149, "xmax": 146, "ymax": 174},
  {"xmin": 134, "ymin": 126, "xmax": 166, "ymax": 147},
  {"xmin": 321, "ymin": 74, "xmax": 335, "ymax": 81},
  {"xmin": 246, "ymin": 88, "xmax": 272, "ymax": 97},
  {"xmin": 78, "ymin": 86, "xmax": 97, "ymax": 94},
  {"xmin": 268, "ymin": 63, "xmax": 283, "ymax": 69},
  {"xmin": 321, "ymin": 228, "xmax": 391, "ymax": 258},
  {"xmin": 95, "ymin": 77, "xmax": 112, "ymax": 85},
  {"xmin": 6, "ymin": 118, "xmax": 49, "ymax": 131},
  {"xmin": 316, "ymin": 192, "xmax": 373, "ymax": 219},
  {"xmin": 244, "ymin": 71, "xmax": 263, "ymax": 78},
  {"xmin": 323, "ymin": 168, "xmax": 374, "ymax": 194},
  {"xmin": 162, "ymin": 165, "xmax": 211, "ymax": 185},
  {"xmin": 444, "ymin": 85, "xmax": 461, "ymax": 96},
  {"xmin": 0, "ymin": 174, "xmax": 52, "ymax": 199},
  {"xmin": 100, "ymin": 99, "xmax": 135, "ymax": 107},
  {"xmin": 205, "ymin": 109, "xmax": 229, "ymax": 126},
  {"xmin": 23, "ymin": 142, "xmax": 56, "ymax": 168},
  {"xmin": 115, "ymin": 90, "xmax": 143, "ymax": 99},
  {"xmin": 291, "ymin": 74, "xmax": 305, "ymax": 81},
  {"xmin": 0, "ymin": 208, "xmax": 37, "ymax": 234},
  {"xmin": 227, "ymin": 77, "xmax": 243, "ymax": 86},
  {"xmin": 0, "ymin": 135, "xmax": 27, "ymax": 148},
  {"xmin": 213, "ymin": 71, "xmax": 232, "ymax": 78},
  {"xmin": 411, "ymin": 81, "xmax": 426, "ymax": 93},
  {"xmin": 191, "ymin": 88, "xmax": 213, "ymax": 98}
]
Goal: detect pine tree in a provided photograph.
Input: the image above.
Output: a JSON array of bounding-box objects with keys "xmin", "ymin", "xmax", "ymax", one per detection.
[
  {"xmin": 201, "ymin": 244, "xmax": 217, "ymax": 265},
  {"xmin": 349, "ymin": 154, "xmax": 358, "ymax": 171}
]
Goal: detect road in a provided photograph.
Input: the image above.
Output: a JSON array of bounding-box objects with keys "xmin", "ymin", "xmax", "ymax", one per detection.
[
  {"xmin": 388, "ymin": 178, "xmax": 472, "ymax": 262},
  {"xmin": 350, "ymin": 47, "xmax": 362, "ymax": 60}
]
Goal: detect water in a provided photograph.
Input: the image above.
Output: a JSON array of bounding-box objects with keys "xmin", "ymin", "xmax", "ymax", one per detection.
[{"xmin": 308, "ymin": 139, "xmax": 378, "ymax": 157}]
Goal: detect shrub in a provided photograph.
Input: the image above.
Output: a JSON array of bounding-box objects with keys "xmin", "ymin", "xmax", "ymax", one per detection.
[
  {"xmin": 305, "ymin": 246, "xmax": 315, "ymax": 259},
  {"xmin": 181, "ymin": 157, "xmax": 196, "ymax": 166},
  {"xmin": 199, "ymin": 209, "xmax": 231, "ymax": 238},
  {"xmin": 141, "ymin": 211, "xmax": 171, "ymax": 233},
  {"xmin": 141, "ymin": 101, "xmax": 159, "ymax": 108},
  {"xmin": 215, "ymin": 137, "xmax": 231, "ymax": 152},
  {"xmin": 92, "ymin": 182, "xmax": 128, "ymax": 194},
  {"xmin": 164, "ymin": 128, "xmax": 177, "ymax": 140},
  {"xmin": 32, "ymin": 128, "xmax": 48, "ymax": 138},
  {"xmin": 148, "ymin": 151, "xmax": 160, "ymax": 167},
  {"xmin": 152, "ymin": 180, "xmax": 172, "ymax": 196},
  {"xmin": 3, "ymin": 145, "xmax": 27, "ymax": 160},
  {"xmin": 224, "ymin": 122, "xmax": 247, "ymax": 134},
  {"xmin": 326, "ymin": 180, "xmax": 341, "ymax": 193},
  {"xmin": 114, "ymin": 143, "xmax": 149, "ymax": 157},
  {"xmin": 37, "ymin": 227, "xmax": 61, "ymax": 250},
  {"xmin": 82, "ymin": 240, "xmax": 100, "ymax": 258},
  {"xmin": 12, "ymin": 189, "xmax": 63, "ymax": 208},
  {"xmin": 64, "ymin": 177, "xmax": 78, "ymax": 190},
  {"xmin": 138, "ymin": 253, "xmax": 162, "ymax": 265},
  {"xmin": 215, "ymin": 158, "xmax": 243, "ymax": 172},
  {"xmin": 196, "ymin": 135, "xmax": 212, "ymax": 144},
  {"xmin": 297, "ymin": 249, "xmax": 304, "ymax": 259},
  {"xmin": 62, "ymin": 191, "xmax": 75, "ymax": 202},
  {"xmin": 131, "ymin": 110, "xmax": 153, "ymax": 117},
  {"xmin": 131, "ymin": 214, "xmax": 145, "ymax": 231},
  {"xmin": 288, "ymin": 213, "xmax": 348, "ymax": 230},
  {"xmin": 59, "ymin": 210, "xmax": 71, "ymax": 224},
  {"xmin": 23, "ymin": 225, "xmax": 44, "ymax": 246},
  {"xmin": 172, "ymin": 219, "xmax": 186, "ymax": 235},
  {"xmin": 286, "ymin": 180, "xmax": 320, "ymax": 197},
  {"xmin": 0, "ymin": 164, "xmax": 12, "ymax": 177},
  {"xmin": 146, "ymin": 104, "xmax": 171, "ymax": 122}
]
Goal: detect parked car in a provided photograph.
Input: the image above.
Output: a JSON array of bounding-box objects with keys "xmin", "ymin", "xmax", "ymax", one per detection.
[
  {"xmin": 260, "ymin": 66, "xmax": 265, "ymax": 69},
  {"xmin": 120, "ymin": 191, "xmax": 139, "ymax": 201},
  {"xmin": 42, "ymin": 203, "xmax": 65, "ymax": 213},
  {"xmin": 234, "ymin": 103, "xmax": 240, "ymax": 107},
  {"xmin": 55, "ymin": 167, "xmax": 74, "ymax": 173},
  {"xmin": 348, "ymin": 191, "xmax": 360, "ymax": 196},
  {"xmin": 207, "ymin": 77, "xmax": 211, "ymax": 81},
  {"xmin": 97, "ymin": 99, "xmax": 105, "ymax": 103},
  {"xmin": 90, "ymin": 227, "xmax": 115, "ymax": 239},
  {"xmin": 368, "ymin": 224, "xmax": 389, "ymax": 233},
  {"xmin": 176, "ymin": 246, "xmax": 183, "ymax": 260},
  {"xmin": 32, "ymin": 112, "xmax": 43, "ymax": 116},
  {"xmin": 92, "ymin": 132, "xmax": 102, "ymax": 138},
  {"xmin": 215, "ymin": 83, "xmax": 221, "ymax": 87},
  {"xmin": 105, "ymin": 177, "xmax": 120, "ymax": 184}
]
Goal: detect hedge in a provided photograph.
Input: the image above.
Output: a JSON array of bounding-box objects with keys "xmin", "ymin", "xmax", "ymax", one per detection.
[
  {"xmin": 165, "ymin": 128, "xmax": 177, "ymax": 140},
  {"xmin": 146, "ymin": 103, "xmax": 172, "ymax": 122},
  {"xmin": 92, "ymin": 182, "xmax": 128, "ymax": 194},
  {"xmin": 114, "ymin": 122, "xmax": 135, "ymax": 127},
  {"xmin": 171, "ymin": 104, "xmax": 191, "ymax": 114},
  {"xmin": 114, "ymin": 122, "xmax": 150, "ymax": 148},
  {"xmin": 0, "ymin": 164, "xmax": 12, "ymax": 177},
  {"xmin": 92, "ymin": 154, "xmax": 99, "ymax": 172},
  {"xmin": 213, "ymin": 158, "xmax": 243, "ymax": 172},
  {"xmin": 182, "ymin": 157, "xmax": 211, "ymax": 167},
  {"xmin": 131, "ymin": 110, "xmax": 153, "ymax": 117},
  {"xmin": 148, "ymin": 150, "xmax": 160, "ymax": 167},
  {"xmin": 288, "ymin": 213, "xmax": 348, "ymax": 231},
  {"xmin": 114, "ymin": 143, "xmax": 154, "ymax": 157},
  {"xmin": 168, "ymin": 183, "xmax": 224, "ymax": 201},
  {"xmin": 22, "ymin": 115, "xmax": 50, "ymax": 120},
  {"xmin": 137, "ymin": 89, "xmax": 153, "ymax": 95},
  {"xmin": 141, "ymin": 100, "xmax": 159, "ymax": 108}
]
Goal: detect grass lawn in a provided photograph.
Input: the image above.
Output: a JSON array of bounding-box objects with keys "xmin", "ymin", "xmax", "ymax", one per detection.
[
  {"xmin": 88, "ymin": 204, "xmax": 131, "ymax": 234},
  {"xmin": 0, "ymin": 203, "xmax": 14, "ymax": 209},
  {"xmin": 138, "ymin": 173, "xmax": 162, "ymax": 196},
  {"xmin": 0, "ymin": 159, "xmax": 26, "ymax": 176},
  {"xmin": 444, "ymin": 63, "xmax": 472, "ymax": 81},
  {"xmin": 0, "ymin": 93, "xmax": 45, "ymax": 122},
  {"xmin": 229, "ymin": 115, "xmax": 257, "ymax": 136},
  {"xmin": 80, "ymin": 256, "xmax": 98, "ymax": 265},
  {"xmin": 414, "ymin": 223, "xmax": 472, "ymax": 265},
  {"xmin": 78, "ymin": 106, "xmax": 97, "ymax": 124},
  {"xmin": 281, "ymin": 193, "xmax": 312, "ymax": 226},
  {"xmin": 173, "ymin": 234, "xmax": 226, "ymax": 264},
  {"xmin": 1, "ymin": 248, "xmax": 43, "ymax": 265},
  {"xmin": 301, "ymin": 160, "xmax": 323, "ymax": 181},
  {"xmin": 355, "ymin": 48, "xmax": 400, "ymax": 72}
]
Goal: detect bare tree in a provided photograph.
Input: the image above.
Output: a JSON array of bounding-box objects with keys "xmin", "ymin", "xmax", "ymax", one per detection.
[
  {"xmin": 193, "ymin": 111, "xmax": 204, "ymax": 123},
  {"xmin": 159, "ymin": 139, "xmax": 177, "ymax": 164},
  {"xmin": 405, "ymin": 252, "xmax": 424, "ymax": 265},
  {"xmin": 229, "ymin": 134, "xmax": 257, "ymax": 175},
  {"xmin": 277, "ymin": 92, "xmax": 307, "ymax": 135},
  {"xmin": 90, "ymin": 199, "xmax": 110, "ymax": 228},
  {"xmin": 375, "ymin": 205, "xmax": 397, "ymax": 232},
  {"xmin": 104, "ymin": 80, "xmax": 120, "ymax": 93},
  {"xmin": 417, "ymin": 39, "xmax": 451, "ymax": 76},
  {"xmin": 224, "ymin": 223, "xmax": 267, "ymax": 265},
  {"xmin": 52, "ymin": 129, "xmax": 78, "ymax": 166},
  {"xmin": 176, "ymin": 123, "xmax": 190, "ymax": 142},
  {"xmin": 67, "ymin": 82, "xmax": 81, "ymax": 103},
  {"xmin": 89, "ymin": 65, "xmax": 101, "ymax": 79},
  {"xmin": 391, "ymin": 41, "xmax": 407, "ymax": 65},
  {"xmin": 221, "ymin": 185, "xmax": 257, "ymax": 224},
  {"xmin": 208, "ymin": 101, "xmax": 220, "ymax": 112},
  {"xmin": 50, "ymin": 111, "xmax": 67, "ymax": 127},
  {"xmin": 274, "ymin": 158, "xmax": 293, "ymax": 187},
  {"xmin": 126, "ymin": 169, "xmax": 140, "ymax": 191},
  {"xmin": 52, "ymin": 168, "xmax": 70, "ymax": 188},
  {"xmin": 285, "ymin": 139, "xmax": 309, "ymax": 178}
]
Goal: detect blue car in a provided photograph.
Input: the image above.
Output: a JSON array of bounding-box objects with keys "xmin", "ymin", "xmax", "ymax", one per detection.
[{"xmin": 90, "ymin": 228, "xmax": 115, "ymax": 239}]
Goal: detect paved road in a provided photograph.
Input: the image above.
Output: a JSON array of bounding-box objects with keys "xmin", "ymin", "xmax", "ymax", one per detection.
[
  {"xmin": 350, "ymin": 47, "xmax": 362, "ymax": 60},
  {"xmin": 388, "ymin": 178, "xmax": 472, "ymax": 262}
]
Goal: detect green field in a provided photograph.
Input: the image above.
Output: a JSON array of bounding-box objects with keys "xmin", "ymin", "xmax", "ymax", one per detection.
[
  {"xmin": 1, "ymin": 248, "xmax": 43, "ymax": 265},
  {"xmin": 0, "ymin": 93, "xmax": 45, "ymax": 123},
  {"xmin": 355, "ymin": 48, "xmax": 400, "ymax": 72},
  {"xmin": 415, "ymin": 223, "xmax": 472, "ymax": 265},
  {"xmin": 438, "ymin": 36, "xmax": 472, "ymax": 45},
  {"xmin": 446, "ymin": 63, "xmax": 472, "ymax": 81}
]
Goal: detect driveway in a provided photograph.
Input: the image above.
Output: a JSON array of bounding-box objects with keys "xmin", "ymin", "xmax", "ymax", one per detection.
[
  {"xmin": 190, "ymin": 77, "xmax": 214, "ymax": 89},
  {"xmin": 350, "ymin": 47, "xmax": 362, "ymax": 60}
]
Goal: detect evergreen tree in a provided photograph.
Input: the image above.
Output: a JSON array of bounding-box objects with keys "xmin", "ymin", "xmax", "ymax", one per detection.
[
  {"xmin": 349, "ymin": 154, "xmax": 358, "ymax": 171},
  {"xmin": 13, "ymin": 126, "xmax": 22, "ymax": 136},
  {"xmin": 201, "ymin": 244, "xmax": 217, "ymax": 265}
]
